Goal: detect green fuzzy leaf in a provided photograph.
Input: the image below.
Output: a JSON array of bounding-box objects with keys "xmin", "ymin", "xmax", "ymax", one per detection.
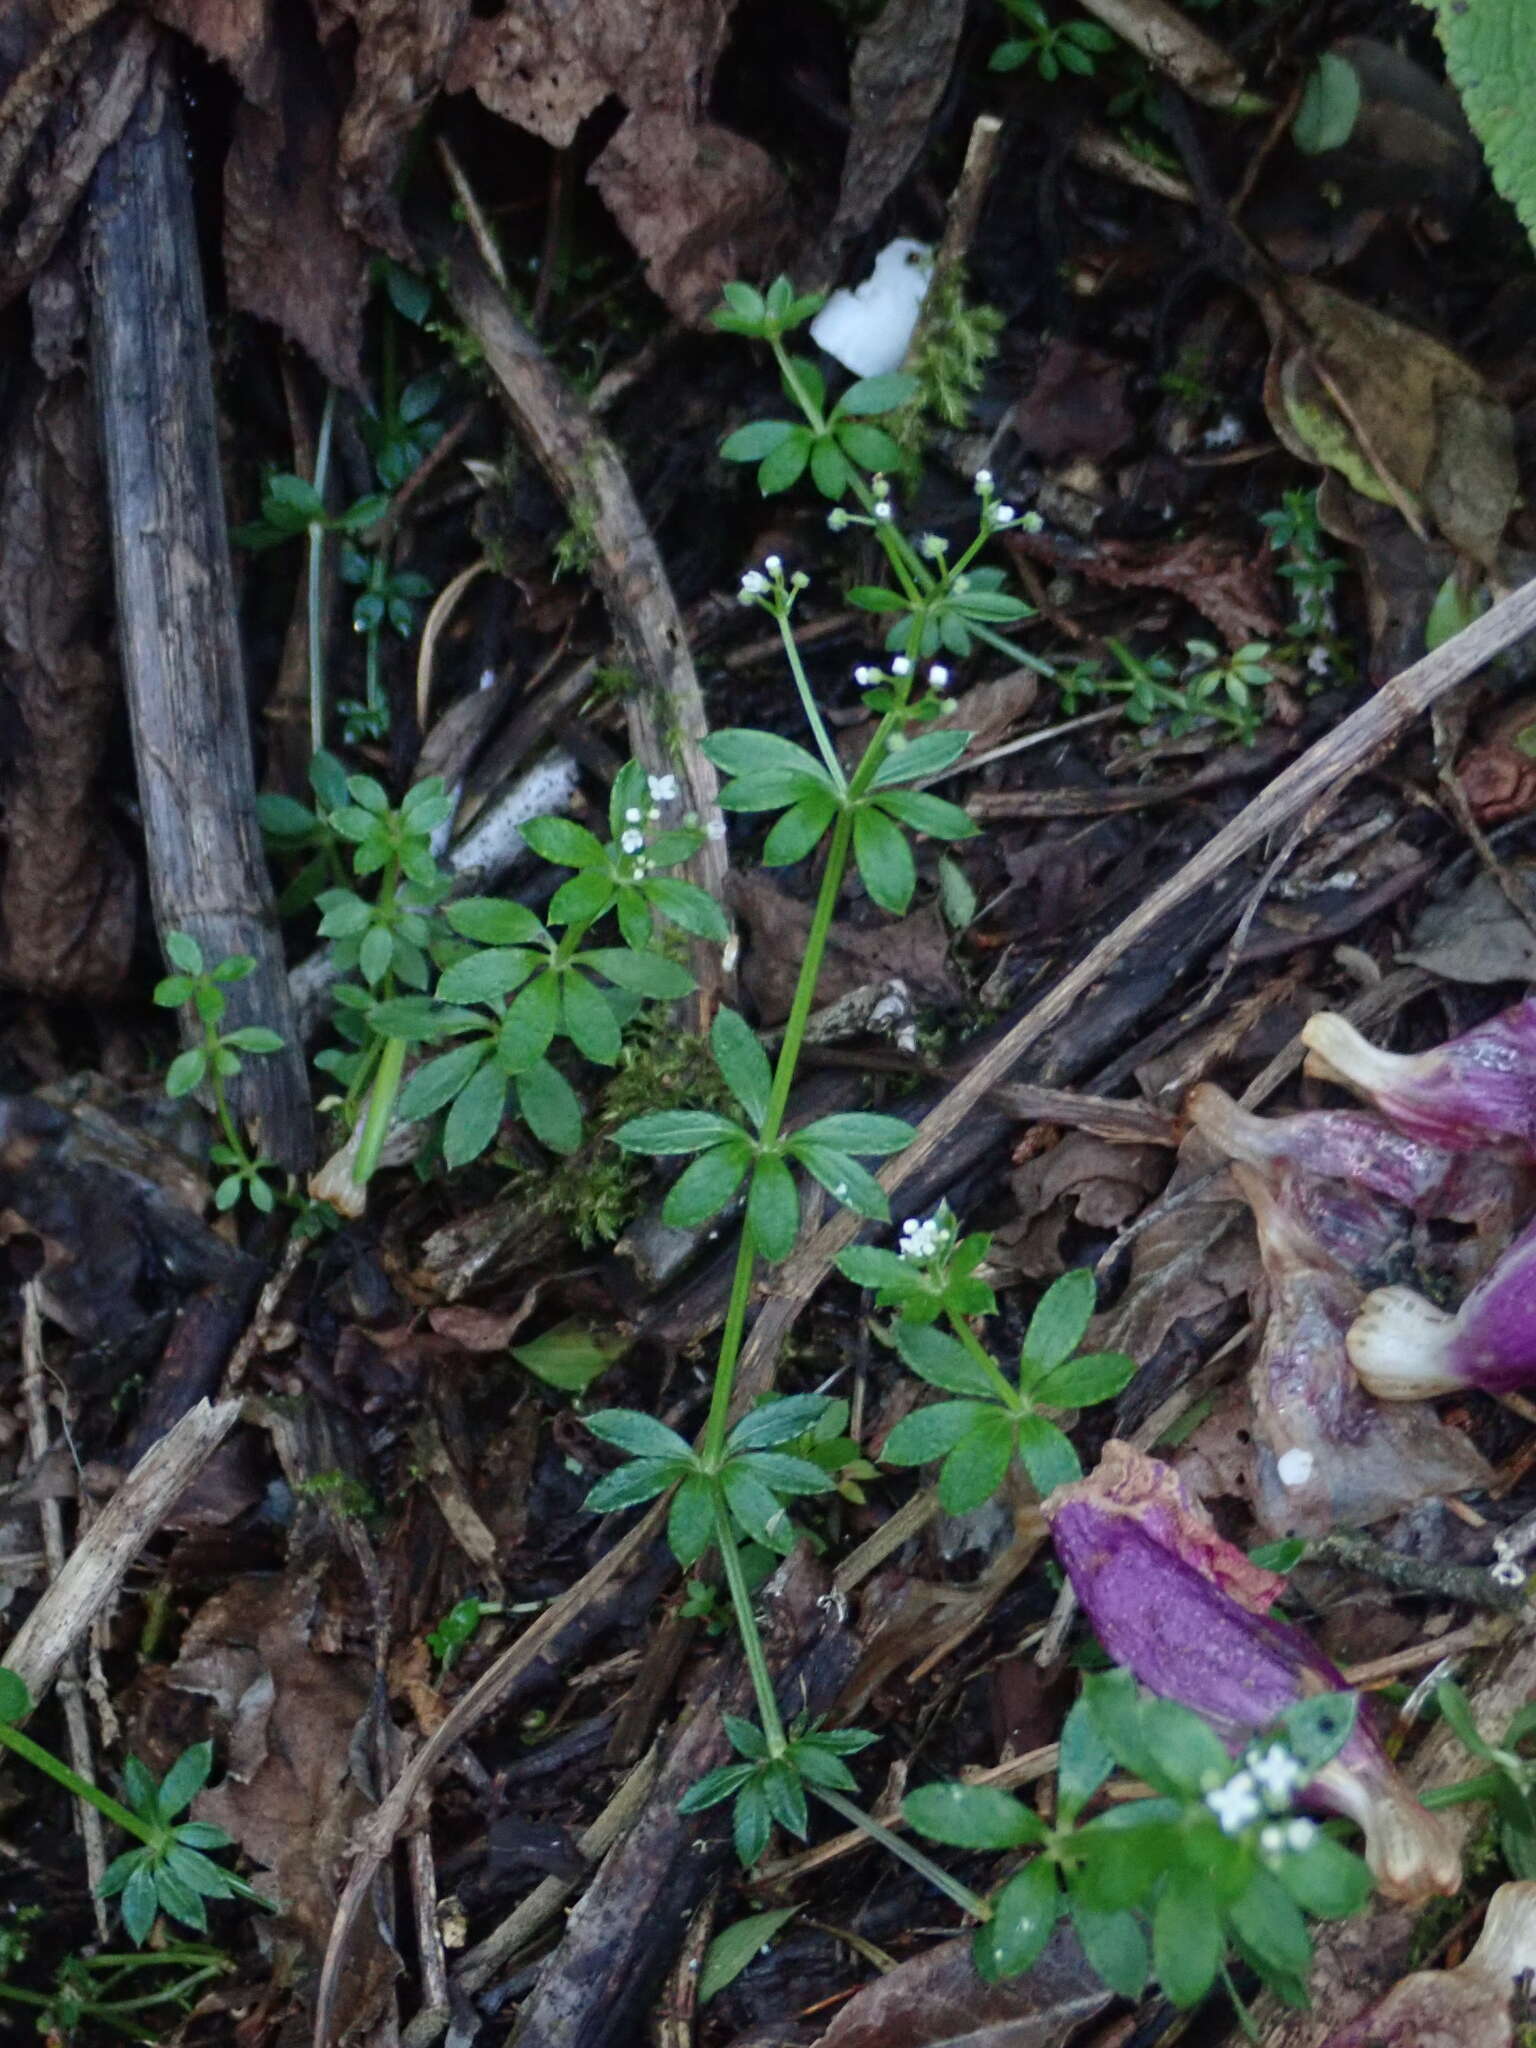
[
  {"xmin": 722, "ymin": 1462, "xmax": 795, "ymax": 1551},
  {"xmin": 747, "ymin": 1153, "xmax": 799, "ymax": 1262},
  {"xmin": 853, "ymin": 803, "xmax": 915, "ymax": 914},
  {"xmin": 549, "ymin": 868, "xmax": 617, "ymax": 927},
  {"xmin": 586, "ymin": 1409, "xmax": 693, "ymax": 1461},
  {"xmin": 121, "ymin": 1861, "xmax": 159, "ymax": 1946},
  {"xmin": 1279, "ymin": 1691, "xmax": 1358, "ymax": 1774},
  {"xmin": 735, "ymin": 1450, "xmax": 834, "ymax": 1496},
  {"xmin": 938, "ymin": 1410, "xmax": 1017, "ymax": 1513},
  {"xmin": 662, "ymin": 1142, "xmax": 754, "ymax": 1228},
  {"xmin": 713, "ymin": 1007, "xmax": 773, "ymax": 1127},
  {"xmin": 892, "ymin": 1323, "xmax": 997, "ymax": 1397},
  {"xmin": 221, "ymin": 1026, "xmax": 284, "ymax": 1054},
  {"xmin": 164, "ymin": 930, "xmax": 203, "ymax": 975},
  {"xmin": 881, "ymin": 1400, "xmax": 989, "ymax": 1466},
  {"xmin": 1021, "ymin": 1268, "xmax": 1097, "ymax": 1376},
  {"xmin": 904, "ymin": 1781, "xmax": 1047, "ymax": 1851},
  {"xmin": 734, "ymin": 1776, "xmax": 773, "ymax": 1866},
  {"xmin": 1230, "ymin": 1871, "xmax": 1313, "ymax": 1983}
]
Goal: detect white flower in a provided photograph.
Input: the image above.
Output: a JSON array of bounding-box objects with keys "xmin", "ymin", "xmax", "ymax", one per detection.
[
  {"xmin": 1493, "ymin": 1558, "xmax": 1526, "ymax": 1588},
  {"xmin": 919, "ymin": 533, "xmax": 947, "ymax": 559},
  {"xmin": 928, "ymin": 664, "xmax": 950, "ymax": 689},
  {"xmin": 1248, "ymin": 1744, "xmax": 1305, "ymax": 1808},
  {"xmin": 974, "ymin": 468, "xmax": 993, "ymax": 493},
  {"xmin": 891, "ymin": 656, "xmax": 912, "ymax": 677},
  {"xmin": 706, "ymin": 816, "xmax": 728, "ymax": 841},
  {"xmin": 854, "ymin": 665, "xmax": 880, "ymax": 687},
  {"xmin": 1205, "ymin": 1772, "xmax": 1262, "ymax": 1836},
  {"xmin": 873, "ymin": 500, "xmax": 893, "ymax": 521},
  {"xmin": 648, "ymin": 773, "xmax": 679, "ymax": 803},
  {"xmin": 1286, "ymin": 1818, "xmax": 1317, "ymax": 1852},
  {"xmin": 898, "ymin": 1212, "xmax": 950, "ymax": 1262},
  {"xmin": 620, "ymin": 828, "xmax": 645, "ymax": 854},
  {"xmin": 1203, "ymin": 413, "xmax": 1245, "ymax": 450},
  {"xmin": 738, "ymin": 570, "xmax": 769, "ymax": 601},
  {"xmin": 828, "ymin": 507, "xmax": 851, "ymax": 531},
  {"xmin": 833, "ymin": 1183, "xmax": 849, "ymax": 1200},
  {"xmin": 764, "ymin": 554, "xmax": 783, "ymax": 575},
  {"xmin": 991, "ymin": 502, "xmax": 1016, "ymax": 526},
  {"xmin": 1260, "ymin": 1824, "xmax": 1287, "ymax": 1856},
  {"xmin": 624, "ymin": 806, "xmax": 642, "ymax": 823}
]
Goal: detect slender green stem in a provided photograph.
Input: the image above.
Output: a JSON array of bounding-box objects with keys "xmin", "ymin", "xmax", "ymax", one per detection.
[
  {"xmin": 812, "ymin": 1785, "xmax": 992, "ymax": 1918},
  {"xmin": 204, "ymin": 1037, "xmax": 258, "ymax": 1177},
  {"xmin": 0, "ymin": 1723, "xmax": 154, "ymax": 1847},
  {"xmin": 774, "ymin": 603, "xmax": 845, "ymax": 790},
  {"xmin": 945, "ymin": 1308, "xmax": 1017, "ymax": 1409},
  {"xmin": 701, "ymin": 1218, "xmax": 762, "ymax": 1467},
  {"xmin": 307, "ymin": 389, "xmax": 337, "ymax": 756},
  {"xmin": 712, "ymin": 1494, "xmax": 788, "ymax": 1756},
  {"xmin": 1420, "ymin": 1769, "xmax": 1506, "ymax": 1810},
  {"xmin": 351, "ymin": 1034, "xmax": 408, "ymax": 1186}
]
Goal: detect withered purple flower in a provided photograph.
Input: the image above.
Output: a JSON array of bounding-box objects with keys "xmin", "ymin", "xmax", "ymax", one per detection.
[
  {"xmin": 1301, "ymin": 998, "xmax": 1536, "ymax": 1156},
  {"xmin": 1349, "ymin": 1207, "xmax": 1536, "ymax": 1400},
  {"xmin": 1321, "ymin": 1880, "xmax": 1536, "ymax": 2047},
  {"xmin": 1043, "ymin": 1442, "xmax": 1462, "ymax": 1904}
]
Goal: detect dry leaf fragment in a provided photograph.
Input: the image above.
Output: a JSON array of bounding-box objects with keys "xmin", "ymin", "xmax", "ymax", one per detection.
[{"xmin": 811, "ymin": 1925, "xmax": 1112, "ymax": 2048}]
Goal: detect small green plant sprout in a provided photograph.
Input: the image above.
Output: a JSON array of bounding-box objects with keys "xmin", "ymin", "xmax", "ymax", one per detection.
[
  {"xmin": 0, "ymin": 1669, "xmax": 271, "ymax": 1947},
  {"xmin": 1180, "ymin": 640, "xmax": 1272, "ymax": 745},
  {"xmin": 0, "ymin": 1929, "xmax": 231, "ymax": 2041},
  {"xmin": 905, "ymin": 1674, "xmax": 1370, "ymax": 2005},
  {"xmin": 232, "ymin": 469, "xmax": 389, "ymax": 555},
  {"xmin": 1260, "ymin": 487, "xmax": 1346, "ymax": 641},
  {"xmin": 1423, "ymin": 1679, "xmax": 1536, "ymax": 1878},
  {"xmin": 337, "ymin": 542, "xmax": 435, "ymax": 746},
  {"xmin": 613, "ymin": 1007, "xmax": 915, "ymax": 1260},
  {"xmin": 426, "ymin": 1595, "xmax": 504, "ymax": 1675},
  {"xmin": 871, "ymin": 1256, "xmax": 1137, "ymax": 1511},
  {"xmin": 680, "ymin": 1713, "xmax": 881, "ymax": 1867},
  {"xmin": 153, "ymin": 933, "xmax": 285, "ymax": 1213},
  {"xmin": 989, "ymin": 0, "xmax": 1117, "ymax": 79}
]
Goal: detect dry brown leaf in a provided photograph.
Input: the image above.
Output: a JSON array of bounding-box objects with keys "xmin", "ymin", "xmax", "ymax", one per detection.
[
  {"xmin": 171, "ymin": 1568, "xmax": 398, "ymax": 2035},
  {"xmin": 1262, "ymin": 278, "xmax": 1517, "ymax": 569},
  {"xmin": 0, "ymin": 376, "xmax": 135, "ymax": 998},
  {"xmin": 1400, "ymin": 865, "xmax": 1536, "ymax": 985},
  {"xmin": 731, "ymin": 873, "xmax": 960, "ymax": 1027},
  {"xmin": 810, "ymin": 1927, "xmax": 1112, "ymax": 2048},
  {"xmin": 1009, "ymin": 338, "xmax": 1137, "ymax": 462},
  {"xmin": 820, "ymin": 0, "xmax": 966, "ymax": 261},
  {"xmin": 1006, "ymin": 524, "xmax": 1282, "ymax": 648},
  {"xmin": 330, "ymin": 0, "xmax": 466, "ymax": 250},
  {"xmin": 996, "ymin": 1132, "xmax": 1168, "ymax": 1280}
]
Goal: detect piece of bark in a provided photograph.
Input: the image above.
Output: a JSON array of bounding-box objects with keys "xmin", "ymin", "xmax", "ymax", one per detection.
[{"xmin": 87, "ymin": 47, "xmax": 312, "ymax": 1168}]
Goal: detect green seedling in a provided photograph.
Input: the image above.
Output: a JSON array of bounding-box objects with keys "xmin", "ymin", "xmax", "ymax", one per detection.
[{"xmin": 153, "ymin": 934, "xmax": 285, "ymax": 1212}]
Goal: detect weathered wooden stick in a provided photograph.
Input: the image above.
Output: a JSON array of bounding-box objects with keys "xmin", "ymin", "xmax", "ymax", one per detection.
[{"xmin": 88, "ymin": 48, "xmax": 312, "ymax": 1167}]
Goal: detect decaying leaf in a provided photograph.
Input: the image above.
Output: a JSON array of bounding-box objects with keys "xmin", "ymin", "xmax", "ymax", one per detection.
[
  {"xmin": 810, "ymin": 1925, "xmax": 1112, "ymax": 2048},
  {"xmin": 1006, "ymin": 523, "xmax": 1282, "ymax": 647},
  {"xmin": 997, "ymin": 1130, "xmax": 1168, "ymax": 1280},
  {"xmin": 820, "ymin": 0, "xmax": 966, "ymax": 264},
  {"xmin": 170, "ymin": 1567, "xmax": 398, "ymax": 2034},
  {"xmin": 731, "ymin": 873, "xmax": 960, "ymax": 1027},
  {"xmin": 1400, "ymin": 865, "xmax": 1536, "ymax": 986},
  {"xmin": 1261, "ymin": 278, "xmax": 1517, "ymax": 568}
]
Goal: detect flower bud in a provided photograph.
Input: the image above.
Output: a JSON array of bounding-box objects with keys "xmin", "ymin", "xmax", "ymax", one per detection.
[
  {"xmin": 1301, "ymin": 999, "xmax": 1536, "ymax": 1155},
  {"xmin": 1044, "ymin": 1442, "xmax": 1462, "ymax": 1903}
]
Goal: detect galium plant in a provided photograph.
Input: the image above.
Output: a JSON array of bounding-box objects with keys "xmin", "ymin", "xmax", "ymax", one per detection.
[
  {"xmin": 988, "ymin": 0, "xmax": 1118, "ymax": 78},
  {"xmin": 153, "ymin": 934, "xmax": 285, "ymax": 1213}
]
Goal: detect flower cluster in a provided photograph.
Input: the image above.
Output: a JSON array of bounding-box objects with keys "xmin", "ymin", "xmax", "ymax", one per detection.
[
  {"xmin": 1205, "ymin": 1740, "xmax": 1312, "ymax": 1839},
  {"xmin": 899, "ymin": 1208, "xmax": 955, "ymax": 1263},
  {"xmin": 853, "ymin": 656, "xmax": 949, "ymax": 692},
  {"xmin": 617, "ymin": 773, "xmax": 681, "ymax": 870},
  {"xmin": 737, "ymin": 554, "xmax": 809, "ymax": 611}
]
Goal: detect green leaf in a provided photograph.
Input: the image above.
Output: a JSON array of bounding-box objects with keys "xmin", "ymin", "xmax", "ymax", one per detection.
[
  {"xmin": 550, "ymin": 868, "xmax": 617, "ymax": 927},
  {"xmin": 1276, "ymin": 1833, "xmax": 1371, "ymax": 1919},
  {"xmin": 121, "ymin": 1860, "xmax": 159, "ymax": 1945},
  {"xmin": 1435, "ymin": 1679, "xmax": 1492, "ymax": 1758},
  {"xmin": 437, "ymin": 948, "xmax": 540, "ymax": 1005},
  {"xmin": 747, "ymin": 1153, "xmax": 799, "ymax": 1262},
  {"xmin": 757, "ymin": 426, "xmax": 814, "ymax": 494},
  {"xmin": 793, "ymin": 1112, "xmax": 912, "ymax": 1156},
  {"xmin": 445, "ymin": 898, "xmax": 548, "ymax": 946},
  {"xmin": 662, "ymin": 1141, "xmax": 754, "ymax": 1228},
  {"xmin": 836, "ymin": 1244, "xmax": 920, "ymax": 1295},
  {"xmin": 668, "ymin": 1474, "xmax": 715, "ymax": 1567},
  {"xmin": 871, "ymin": 730, "xmax": 972, "ymax": 785},
  {"xmin": 834, "ymin": 421, "xmax": 902, "ymax": 473},
  {"xmin": 442, "ymin": 1060, "xmax": 507, "ymax": 1167},
  {"xmin": 1229, "ymin": 1870, "xmax": 1312, "ymax": 1982},
  {"xmin": 1021, "ymin": 1269, "xmax": 1096, "ymax": 1376},
  {"xmin": 516, "ymin": 1319, "xmax": 628, "ymax": 1392},
  {"xmin": 397, "ymin": 1041, "xmax": 490, "ymax": 1123},
  {"xmin": 1430, "ymin": 3, "xmax": 1536, "ymax": 253},
  {"xmin": 561, "ymin": 971, "xmax": 623, "ymax": 1065},
  {"xmin": 939, "ymin": 1410, "xmax": 1016, "ymax": 1513},
  {"xmin": 938, "ymin": 853, "xmax": 977, "ymax": 932},
  {"xmin": 734, "ymin": 1776, "xmax": 773, "ymax": 1865},
  {"xmin": 698, "ymin": 1908, "xmax": 800, "ymax": 2003},
  {"xmin": 713, "ymin": 1007, "xmax": 773, "ymax": 1127},
  {"xmin": 846, "ymin": 585, "xmax": 908, "ymax": 613},
  {"xmin": 1033, "ymin": 1349, "xmax": 1136, "ymax": 1410},
  {"xmin": 580, "ymin": 948, "xmax": 694, "ymax": 1000},
  {"xmin": 721, "ymin": 418, "xmax": 800, "ymax": 462},
  {"xmin": 838, "ymin": 372, "xmax": 918, "ymax": 417},
  {"xmin": 1136, "ymin": 1700, "xmax": 1231, "ymax": 1798},
  {"xmin": 1292, "ymin": 49, "xmax": 1361, "ymax": 155},
  {"xmin": 761, "ymin": 793, "xmax": 839, "ymax": 865},
  {"xmin": 165, "ymin": 1047, "xmax": 207, "ymax": 1098},
  {"xmin": 1068, "ymin": 1899, "xmax": 1149, "ymax": 1999},
  {"xmin": 164, "ymin": 931, "xmax": 203, "ymax": 974},
  {"xmin": 156, "ymin": 1742, "xmax": 212, "ymax": 1820},
  {"xmin": 736, "ymin": 1450, "xmax": 833, "ymax": 1496},
  {"xmin": 499, "ymin": 972, "xmax": 561, "ymax": 1070},
  {"xmin": 722, "ymin": 1462, "xmax": 795, "ymax": 1551},
  {"xmin": 728, "ymin": 1394, "xmax": 836, "ymax": 1450},
  {"xmin": 1153, "ymin": 1868, "xmax": 1223, "ymax": 2007},
  {"xmin": 359, "ymin": 922, "xmax": 395, "ymax": 986},
  {"xmin": 853, "ymin": 803, "xmax": 916, "ymax": 915},
  {"xmin": 810, "ymin": 435, "xmax": 852, "ymax": 500},
  {"xmin": 978, "ymin": 1858, "xmax": 1059, "ymax": 1980},
  {"xmin": 516, "ymin": 1059, "xmax": 584, "ymax": 1154},
  {"xmin": 704, "ymin": 730, "xmax": 832, "ymax": 782},
  {"xmin": 256, "ymin": 792, "xmax": 319, "ymax": 839},
  {"xmin": 643, "ymin": 876, "xmax": 731, "ymax": 942},
  {"xmin": 881, "ymin": 1401, "xmax": 990, "ymax": 1466},
  {"xmin": 1057, "ymin": 1698, "xmax": 1115, "ymax": 1822},
  {"xmin": 0, "ymin": 1668, "xmax": 31, "ymax": 1722},
  {"xmin": 587, "ymin": 1409, "xmax": 692, "ymax": 1461},
  {"xmin": 614, "ymin": 1109, "xmax": 745, "ymax": 1155},
  {"xmin": 584, "ymin": 1458, "xmax": 678, "ymax": 1513},
  {"xmin": 1070, "ymin": 1805, "xmax": 1181, "ymax": 1912},
  {"xmin": 1013, "ymin": 1413, "xmax": 1082, "ymax": 1496},
  {"xmin": 790, "ymin": 1143, "xmax": 890, "ymax": 1220},
  {"xmin": 870, "ymin": 777, "xmax": 975, "ymax": 839},
  {"xmin": 521, "ymin": 815, "xmax": 607, "ymax": 870},
  {"xmin": 892, "ymin": 1323, "xmax": 997, "ymax": 1397},
  {"xmin": 1279, "ymin": 1692, "xmax": 1358, "ymax": 1774},
  {"xmin": 903, "ymin": 1781, "xmax": 1047, "ymax": 1851},
  {"xmin": 221, "ymin": 1026, "xmax": 284, "ymax": 1054}
]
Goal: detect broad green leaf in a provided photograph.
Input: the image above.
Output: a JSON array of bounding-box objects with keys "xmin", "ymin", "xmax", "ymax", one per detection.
[
  {"xmin": 499, "ymin": 971, "xmax": 561, "ymax": 1070},
  {"xmin": 1276, "ymin": 1833, "xmax": 1371, "ymax": 1919},
  {"xmin": 520, "ymin": 815, "xmax": 607, "ymax": 869},
  {"xmin": 761, "ymin": 793, "xmax": 839, "ymax": 865},
  {"xmin": 1135, "ymin": 1700, "xmax": 1230, "ymax": 1798},
  {"xmin": 837, "ymin": 372, "xmax": 917, "ymax": 416},
  {"xmin": 1013, "ymin": 1413, "xmax": 1082, "ymax": 1496},
  {"xmin": 734, "ymin": 1776, "xmax": 773, "ymax": 1865},
  {"xmin": 938, "ymin": 1410, "xmax": 1016, "ymax": 1513},
  {"xmin": 586, "ymin": 1409, "xmax": 692, "ymax": 1460},
  {"xmin": 516, "ymin": 1319, "xmax": 628, "ymax": 1392},
  {"xmin": 1070, "ymin": 1805, "xmax": 1181, "ymax": 1912},
  {"xmin": 747, "ymin": 1153, "xmax": 799, "ymax": 1262},
  {"xmin": 613, "ymin": 1109, "xmax": 745, "ymax": 1155},
  {"xmin": 810, "ymin": 435, "xmax": 852, "ymax": 500},
  {"xmin": 853, "ymin": 802, "xmax": 915, "ymax": 914},
  {"xmin": 443, "ymin": 1061, "xmax": 507, "ymax": 1167},
  {"xmin": 165, "ymin": 1048, "xmax": 207, "ymax": 1098},
  {"xmin": 584, "ymin": 1458, "xmax": 678, "ymax": 1513},
  {"xmin": 1033, "ymin": 1349, "xmax": 1136, "ymax": 1410},
  {"xmin": 580, "ymin": 948, "xmax": 695, "ymax": 1000},
  {"xmin": 516, "ymin": 1059, "xmax": 584, "ymax": 1155},
  {"xmin": 445, "ymin": 898, "xmax": 547, "ymax": 946},
  {"xmin": 1057, "ymin": 1697, "xmax": 1115, "ymax": 1821},
  {"xmin": 1279, "ymin": 1691, "xmax": 1358, "ymax": 1774},
  {"xmin": 1020, "ymin": 1269, "xmax": 1096, "ymax": 1377},
  {"xmin": 698, "ymin": 1908, "xmax": 800, "ymax": 2004},
  {"xmin": 713, "ymin": 1007, "xmax": 773, "ymax": 1127},
  {"xmin": 668, "ymin": 1473, "xmax": 714, "ymax": 1567},
  {"xmin": 437, "ymin": 948, "xmax": 540, "ymax": 1004},
  {"xmin": 834, "ymin": 421, "xmax": 902, "ymax": 473},
  {"xmin": 793, "ymin": 1112, "xmax": 912, "ymax": 1155},
  {"xmin": 549, "ymin": 868, "xmax": 617, "ymax": 927},
  {"xmin": 737, "ymin": 1450, "xmax": 833, "ymax": 1496},
  {"xmin": 221, "ymin": 1026, "xmax": 283, "ymax": 1054},
  {"xmin": 871, "ymin": 730, "xmax": 972, "ymax": 785},
  {"xmin": 721, "ymin": 419, "xmax": 799, "ymax": 461},
  {"xmin": 728, "ymin": 1394, "xmax": 835, "ymax": 1450},
  {"xmin": 1229, "ymin": 1871, "xmax": 1312, "ymax": 1982},
  {"xmin": 704, "ymin": 730, "xmax": 832, "ymax": 782},
  {"xmin": 662, "ymin": 1142, "xmax": 754, "ymax": 1228},
  {"xmin": 1292, "ymin": 48, "xmax": 1361, "ymax": 154},
  {"xmin": 790, "ymin": 1143, "xmax": 890, "ymax": 1220},
  {"xmin": 892, "ymin": 1322, "xmax": 997, "ymax": 1398},
  {"xmin": 561, "ymin": 971, "xmax": 623, "ymax": 1065},
  {"xmin": 904, "ymin": 1781, "xmax": 1047, "ymax": 1851},
  {"xmin": 873, "ymin": 788, "xmax": 977, "ymax": 841},
  {"xmin": 397, "ymin": 1042, "xmax": 490, "ymax": 1123},
  {"xmin": 156, "ymin": 1743, "xmax": 212, "ymax": 1820},
  {"xmin": 835, "ymin": 1244, "xmax": 920, "ymax": 1295},
  {"xmin": 722, "ymin": 1462, "xmax": 795, "ymax": 1551},
  {"xmin": 644, "ymin": 876, "xmax": 732, "ymax": 941},
  {"xmin": 121, "ymin": 1861, "xmax": 159, "ymax": 1945},
  {"xmin": 977, "ymin": 1857, "xmax": 1059, "ymax": 1980},
  {"xmin": 1153, "ymin": 1868, "xmax": 1222, "ymax": 2007},
  {"xmin": 757, "ymin": 426, "xmax": 814, "ymax": 494},
  {"xmin": 1069, "ymin": 1899, "xmax": 1149, "ymax": 1999},
  {"xmin": 881, "ymin": 1401, "xmax": 989, "ymax": 1466}
]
